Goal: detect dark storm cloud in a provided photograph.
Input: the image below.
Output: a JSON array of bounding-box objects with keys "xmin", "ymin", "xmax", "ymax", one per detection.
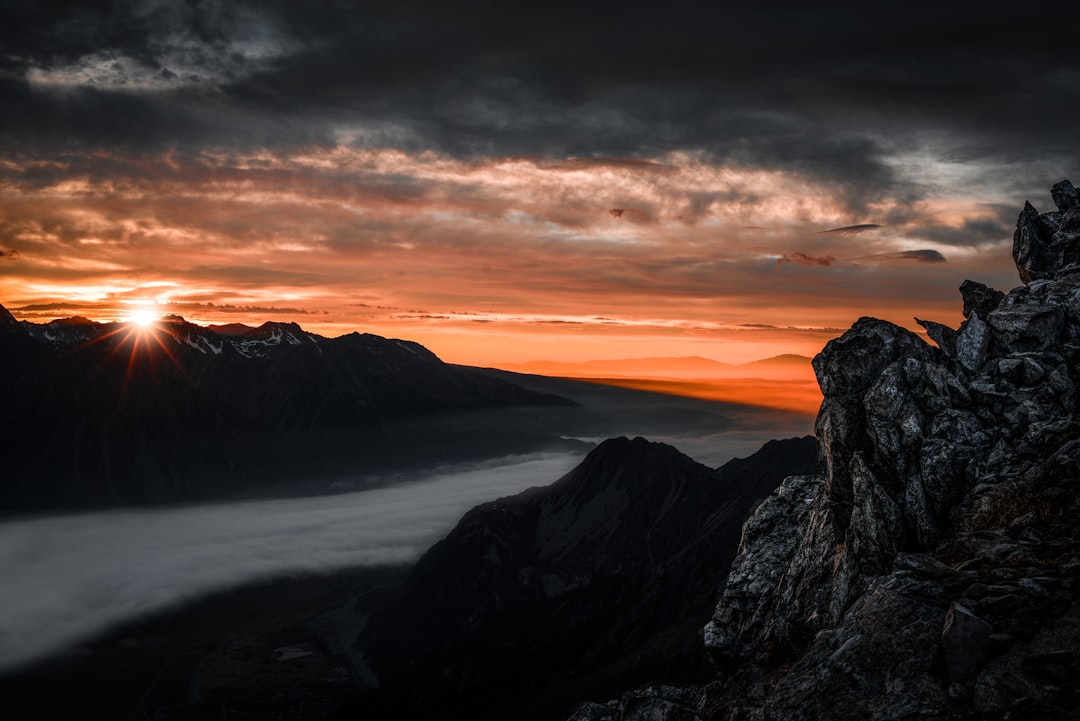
[
  {"xmin": 818, "ymin": 224, "xmax": 882, "ymax": 235},
  {"xmin": 889, "ymin": 249, "xmax": 947, "ymax": 263},
  {"xmin": 912, "ymin": 214, "xmax": 1013, "ymax": 247},
  {"xmin": 2, "ymin": 0, "xmax": 1076, "ymax": 208}
]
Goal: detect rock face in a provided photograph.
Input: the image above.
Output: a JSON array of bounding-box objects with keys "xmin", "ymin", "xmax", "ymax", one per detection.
[
  {"xmin": 572, "ymin": 181, "xmax": 1080, "ymax": 721},
  {"xmin": 1014, "ymin": 179, "xmax": 1080, "ymax": 283},
  {"xmin": 0, "ymin": 313, "xmax": 573, "ymax": 511},
  {"xmin": 345, "ymin": 436, "xmax": 817, "ymax": 721}
]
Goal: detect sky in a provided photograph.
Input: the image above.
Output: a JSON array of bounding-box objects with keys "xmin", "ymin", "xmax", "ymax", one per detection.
[{"xmin": 1, "ymin": 1, "xmax": 1077, "ymax": 366}]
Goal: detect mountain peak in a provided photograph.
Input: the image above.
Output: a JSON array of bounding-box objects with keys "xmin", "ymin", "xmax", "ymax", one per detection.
[
  {"xmin": 357, "ymin": 434, "xmax": 814, "ymax": 718},
  {"xmin": 50, "ymin": 316, "xmax": 96, "ymax": 327},
  {"xmin": 207, "ymin": 322, "xmax": 253, "ymax": 336},
  {"xmin": 0, "ymin": 302, "xmax": 19, "ymax": 329}
]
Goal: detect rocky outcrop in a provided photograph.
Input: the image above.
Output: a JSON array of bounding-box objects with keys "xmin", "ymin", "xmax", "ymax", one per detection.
[
  {"xmin": 344, "ymin": 436, "xmax": 817, "ymax": 721},
  {"xmin": 572, "ymin": 181, "xmax": 1080, "ymax": 721},
  {"xmin": 1014, "ymin": 179, "xmax": 1080, "ymax": 284}
]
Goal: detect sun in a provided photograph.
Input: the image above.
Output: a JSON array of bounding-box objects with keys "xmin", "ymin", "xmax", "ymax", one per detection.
[{"xmin": 127, "ymin": 307, "xmax": 160, "ymax": 328}]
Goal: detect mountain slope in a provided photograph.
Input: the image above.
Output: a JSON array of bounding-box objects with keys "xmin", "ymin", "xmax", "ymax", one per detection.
[{"xmin": 344, "ymin": 435, "xmax": 817, "ymax": 721}]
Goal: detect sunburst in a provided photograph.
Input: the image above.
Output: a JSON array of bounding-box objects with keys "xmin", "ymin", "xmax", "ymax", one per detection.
[{"xmin": 126, "ymin": 306, "xmax": 160, "ymax": 328}]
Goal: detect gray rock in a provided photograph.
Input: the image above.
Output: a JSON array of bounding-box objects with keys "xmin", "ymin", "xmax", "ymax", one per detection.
[
  {"xmin": 813, "ymin": 318, "xmax": 933, "ymax": 528},
  {"xmin": 986, "ymin": 304, "xmax": 1064, "ymax": 353},
  {"xmin": 1038, "ymin": 211, "xmax": 1064, "ymax": 239},
  {"xmin": 567, "ymin": 702, "xmax": 619, "ymax": 721},
  {"xmin": 704, "ymin": 475, "xmax": 841, "ymax": 669},
  {"xmin": 941, "ymin": 602, "xmax": 994, "ymax": 685},
  {"xmin": 758, "ymin": 574, "xmax": 950, "ymax": 721},
  {"xmin": 1013, "ymin": 201, "xmax": 1055, "ymax": 284},
  {"xmin": 1050, "ymin": 179, "xmax": 1080, "ymax": 212},
  {"xmin": 916, "ymin": 317, "xmax": 957, "ymax": 357},
  {"xmin": 1050, "ymin": 208, "xmax": 1080, "ymax": 274},
  {"xmin": 959, "ymin": 280, "xmax": 1005, "ymax": 320},
  {"xmin": 956, "ymin": 311, "xmax": 991, "ymax": 373}
]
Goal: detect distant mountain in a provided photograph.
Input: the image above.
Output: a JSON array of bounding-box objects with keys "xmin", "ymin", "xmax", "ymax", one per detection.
[
  {"xmin": 499, "ymin": 353, "xmax": 821, "ymax": 415},
  {"xmin": 500, "ymin": 354, "xmax": 813, "ymax": 379},
  {"xmin": 739, "ymin": 353, "xmax": 813, "ymax": 371},
  {"xmin": 0, "ymin": 308, "xmax": 574, "ymax": 511},
  {"xmin": 502, "ymin": 356, "xmax": 735, "ymax": 376},
  {"xmin": 346, "ymin": 435, "xmax": 817, "ymax": 721}
]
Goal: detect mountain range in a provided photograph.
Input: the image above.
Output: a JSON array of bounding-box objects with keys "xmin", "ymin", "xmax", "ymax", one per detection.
[
  {"xmin": 0, "ymin": 308, "xmax": 573, "ymax": 511},
  {"xmin": 499, "ymin": 354, "xmax": 814, "ymax": 379}
]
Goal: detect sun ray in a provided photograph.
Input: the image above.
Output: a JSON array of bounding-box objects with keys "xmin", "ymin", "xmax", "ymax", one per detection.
[{"xmin": 126, "ymin": 306, "xmax": 160, "ymax": 328}]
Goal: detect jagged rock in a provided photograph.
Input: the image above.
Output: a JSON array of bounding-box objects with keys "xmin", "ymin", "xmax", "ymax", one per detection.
[
  {"xmin": 1039, "ymin": 211, "xmax": 1064, "ymax": 239},
  {"xmin": 567, "ymin": 701, "xmax": 619, "ymax": 721},
  {"xmin": 569, "ymin": 686, "xmax": 707, "ymax": 721},
  {"xmin": 986, "ymin": 304, "xmax": 1064, "ymax": 353},
  {"xmin": 585, "ymin": 181, "xmax": 1080, "ymax": 721},
  {"xmin": 812, "ymin": 318, "xmax": 934, "ymax": 530},
  {"xmin": 916, "ymin": 317, "xmax": 958, "ymax": 357},
  {"xmin": 1050, "ymin": 207, "xmax": 1080, "ymax": 274},
  {"xmin": 703, "ymin": 475, "xmax": 837, "ymax": 669},
  {"xmin": 960, "ymin": 279, "xmax": 1005, "ymax": 320},
  {"xmin": 941, "ymin": 602, "xmax": 994, "ymax": 686},
  {"xmin": 753, "ymin": 573, "xmax": 951, "ymax": 721},
  {"xmin": 1013, "ymin": 201, "xmax": 1055, "ymax": 284},
  {"xmin": 1051, "ymin": 179, "xmax": 1080, "ymax": 212},
  {"xmin": 956, "ymin": 311, "xmax": 991, "ymax": 373}
]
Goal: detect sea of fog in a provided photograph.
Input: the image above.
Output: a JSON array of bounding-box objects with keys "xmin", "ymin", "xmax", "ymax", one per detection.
[
  {"xmin": 0, "ymin": 452, "xmax": 582, "ymax": 674},
  {"xmin": 0, "ymin": 381, "xmax": 817, "ymax": 677}
]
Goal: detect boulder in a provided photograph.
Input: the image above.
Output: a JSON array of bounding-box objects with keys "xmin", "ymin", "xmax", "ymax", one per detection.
[
  {"xmin": 986, "ymin": 304, "xmax": 1064, "ymax": 354},
  {"xmin": 941, "ymin": 602, "xmax": 994, "ymax": 686},
  {"xmin": 1050, "ymin": 207, "xmax": 1080, "ymax": 274},
  {"xmin": 959, "ymin": 280, "xmax": 1004, "ymax": 320},
  {"xmin": 916, "ymin": 317, "xmax": 957, "ymax": 357},
  {"xmin": 1050, "ymin": 179, "xmax": 1079, "ymax": 212},
  {"xmin": 1013, "ymin": 201, "xmax": 1054, "ymax": 284}
]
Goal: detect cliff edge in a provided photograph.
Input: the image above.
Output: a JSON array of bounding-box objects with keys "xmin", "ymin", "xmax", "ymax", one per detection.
[{"xmin": 573, "ymin": 182, "xmax": 1080, "ymax": 721}]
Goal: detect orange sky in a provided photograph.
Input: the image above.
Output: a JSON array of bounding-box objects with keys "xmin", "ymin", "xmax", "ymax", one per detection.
[{"xmin": 0, "ymin": 147, "xmax": 1021, "ymax": 367}]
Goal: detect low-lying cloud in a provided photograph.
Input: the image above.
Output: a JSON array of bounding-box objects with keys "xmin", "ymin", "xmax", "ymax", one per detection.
[{"xmin": 0, "ymin": 452, "xmax": 582, "ymax": 674}]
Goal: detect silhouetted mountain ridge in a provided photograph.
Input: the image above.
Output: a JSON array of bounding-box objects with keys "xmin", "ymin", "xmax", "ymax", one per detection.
[{"xmin": 0, "ymin": 310, "xmax": 574, "ymax": 511}]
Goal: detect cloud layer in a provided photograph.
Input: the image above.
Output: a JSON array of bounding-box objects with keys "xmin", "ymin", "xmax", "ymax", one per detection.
[
  {"xmin": 0, "ymin": 146, "xmax": 1024, "ymax": 363},
  {"xmin": 0, "ymin": 452, "xmax": 581, "ymax": 673}
]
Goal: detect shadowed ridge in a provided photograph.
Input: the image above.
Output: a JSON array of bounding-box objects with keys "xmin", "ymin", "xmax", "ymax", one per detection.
[
  {"xmin": 347, "ymin": 435, "xmax": 816, "ymax": 721},
  {"xmin": 0, "ymin": 308, "xmax": 578, "ymax": 511}
]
